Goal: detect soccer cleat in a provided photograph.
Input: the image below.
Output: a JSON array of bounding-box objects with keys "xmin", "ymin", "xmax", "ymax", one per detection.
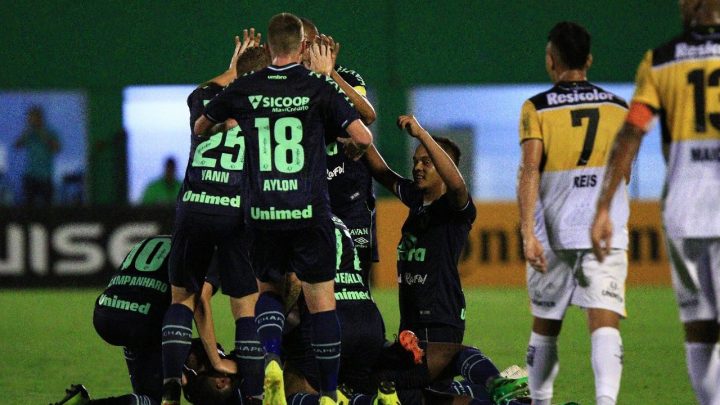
[
  {"xmin": 398, "ymin": 330, "xmax": 424, "ymax": 364},
  {"xmin": 319, "ymin": 396, "xmax": 337, "ymax": 405},
  {"xmin": 337, "ymin": 383, "xmax": 353, "ymax": 405},
  {"xmin": 262, "ymin": 359, "xmax": 287, "ymax": 405},
  {"xmin": 373, "ymin": 381, "xmax": 401, "ymax": 405},
  {"xmin": 161, "ymin": 379, "xmax": 181, "ymax": 405},
  {"xmin": 50, "ymin": 384, "xmax": 90, "ymax": 405},
  {"xmin": 499, "ymin": 364, "xmax": 528, "ymax": 379},
  {"xmin": 488, "ymin": 376, "xmax": 530, "ymax": 404}
]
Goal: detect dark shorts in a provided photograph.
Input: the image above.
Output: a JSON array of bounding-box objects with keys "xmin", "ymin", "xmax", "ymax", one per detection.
[
  {"xmin": 93, "ymin": 306, "xmax": 161, "ymax": 348},
  {"xmin": 124, "ymin": 345, "xmax": 163, "ymax": 401},
  {"xmin": 401, "ymin": 323, "xmax": 465, "ymax": 344},
  {"xmin": 335, "ymin": 204, "xmax": 378, "ymax": 270},
  {"xmin": 169, "ymin": 209, "xmax": 256, "ymax": 297},
  {"xmin": 284, "ymin": 301, "xmax": 386, "ymax": 393},
  {"xmin": 253, "ymin": 219, "xmax": 335, "ymax": 284}
]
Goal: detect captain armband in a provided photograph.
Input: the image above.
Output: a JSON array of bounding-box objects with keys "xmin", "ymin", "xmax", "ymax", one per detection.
[{"xmin": 625, "ymin": 102, "xmax": 656, "ymax": 131}]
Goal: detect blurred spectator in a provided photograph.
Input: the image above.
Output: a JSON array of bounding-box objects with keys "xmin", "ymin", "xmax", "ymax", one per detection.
[
  {"xmin": 141, "ymin": 156, "xmax": 181, "ymax": 205},
  {"xmin": 0, "ymin": 142, "xmax": 13, "ymax": 205},
  {"xmin": 14, "ymin": 106, "xmax": 61, "ymax": 206}
]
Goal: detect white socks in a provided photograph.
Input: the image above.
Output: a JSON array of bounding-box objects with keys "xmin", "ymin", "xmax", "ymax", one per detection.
[
  {"xmin": 591, "ymin": 327, "xmax": 623, "ymax": 405},
  {"xmin": 528, "ymin": 328, "xmax": 623, "ymax": 405},
  {"xmin": 527, "ymin": 332, "xmax": 558, "ymax": 405},
  {"xmin": 685, "ymin": 342, "xmax": 719, "ymax": 405}
]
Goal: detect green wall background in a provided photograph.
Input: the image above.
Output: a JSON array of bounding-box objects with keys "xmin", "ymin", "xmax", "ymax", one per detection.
[{"xmin": 1, "ymin": 1, "xmax": 678, "ymax": 204}]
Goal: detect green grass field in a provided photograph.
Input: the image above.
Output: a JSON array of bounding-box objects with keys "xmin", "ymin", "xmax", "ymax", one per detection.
[{"xmin": 0, "ymin": 287, "xmax": 692, "ymax": 404}]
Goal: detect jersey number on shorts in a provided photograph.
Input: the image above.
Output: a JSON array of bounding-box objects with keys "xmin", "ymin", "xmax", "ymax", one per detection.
[
  {"xmin": 571, "ymin": 108, "xmax": 599, "ymax": 166},
  {"xmin": 687, "ymin": 68, "xmax": 720, "ymax": 133},
  {"xmin": 254, "ymin": 117, "xmax": 304, "ymax": 173},
  {"xmin": 192, "ymin": 127, "xmax": 245, "ymax": 170},
  {"xmin": 120, "ymin": 238, "xmax": 171, "ymax": 272}
]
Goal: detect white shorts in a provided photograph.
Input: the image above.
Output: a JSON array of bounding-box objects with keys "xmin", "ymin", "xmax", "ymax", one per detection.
[
  {"xmin": 667, "ymin": 237, "xmax": 720, "ymax": 323},
  {"xmin": 527, "ymin": 248, "xmax": 628, "ymax": 320}
]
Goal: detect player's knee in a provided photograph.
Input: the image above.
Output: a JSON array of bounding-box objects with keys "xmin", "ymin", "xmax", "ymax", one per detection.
[
  {"xmin": 302, "ymin": 280, "xmax": 336, "ymax": 313},
  {"xmin": 587, "ymin": 308, "xmax": 621, "ymax": 332},
  {"xmin": 230, "ymin": 293, "xmax": 259, "ymax": 319}
]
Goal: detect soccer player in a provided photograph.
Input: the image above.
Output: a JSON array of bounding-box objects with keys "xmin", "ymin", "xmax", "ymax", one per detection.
[
  {"xmin": 364, "ymin": 115, "xmax": 473, "ymax": 344},
  {"xmin": 161, "ymin": 31, "xmax": 266, "ymax": 405},
  {"xmin": 591, "ymin": 2, "xmax": 720, "ymax": 404},
  {"xmin": 282, "ymin": 215, "xmax": 391, "ymax": 404},
  {"xmin": 300, "ymin": 18, "xmax": 379, "ymax": 280},
  {"xmin": 52, "ymin": 235, "xmax": 233, "ymax": 405},
  {"xmin": 518, "ymin": 22, "xmax": 629, "ymax": 405},
  {"xmin": 195, "ymin": 13, "xmax": 373, "ymax": 405}
]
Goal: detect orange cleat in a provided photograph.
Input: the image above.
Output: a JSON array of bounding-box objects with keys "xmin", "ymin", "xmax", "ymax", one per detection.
[{"xmin": 398, "ymin": 330, "xmax": 424, "ymax": 364}]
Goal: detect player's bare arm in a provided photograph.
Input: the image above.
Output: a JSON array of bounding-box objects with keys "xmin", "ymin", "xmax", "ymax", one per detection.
[
  {"xmin": 363, "ymin": 143, "xmax": 403, "ymax": 195},
  {"xmin": 518, "ymin": 138, "xmax": 547, "ymax": 272},
  {"xmin": 399, "ymin": 114, "xmax": 469, "ymax": 208},
  {"xmin": 204, "ymin": 29, "xmax": 262, "ymax": 88},
  {"xmin": 591, "ymin": 121, "xmax": 646, "ymax": 261},
  {"xmin": 194, "ymin": 115, "xmax": 237, "ymax": 138},
  {"xmin": 193, "ymin": 281, "xmax": 238, "ymax": 375},
  {"xmin": 322, "ymin": 34, "xmax": 377, "ymax": 125},
  {"xmin": 336, "ymin": 119, "xmax": 372, "ymax": 161}
]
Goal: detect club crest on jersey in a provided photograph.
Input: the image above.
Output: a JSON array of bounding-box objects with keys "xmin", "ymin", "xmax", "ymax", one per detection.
[{"xmin": 248, "ymin": 95, "xmax": 311, "ymax": 112}]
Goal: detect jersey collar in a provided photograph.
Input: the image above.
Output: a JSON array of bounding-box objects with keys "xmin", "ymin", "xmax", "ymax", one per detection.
[{"xmin": 268, "ymin": 63, "xmax": 301, "ymax": 71}]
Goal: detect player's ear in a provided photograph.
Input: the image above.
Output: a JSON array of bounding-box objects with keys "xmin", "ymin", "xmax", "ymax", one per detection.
[{"xmin": 585, "ymin": 53, "xmax": 593, "ymax": 71}]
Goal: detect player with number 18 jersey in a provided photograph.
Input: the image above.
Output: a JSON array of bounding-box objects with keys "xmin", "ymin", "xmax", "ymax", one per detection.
[{"xmin": 204, "ymin": 62, "xmax": 361, "ymax": 282}]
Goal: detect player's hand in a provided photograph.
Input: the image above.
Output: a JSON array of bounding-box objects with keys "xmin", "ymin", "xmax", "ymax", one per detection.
[
  {"xmin": 397, "ymin": 115, "xmax": 428, "ymax": 138},
  {"xmin": 336, "ymin": 136, "xmax": 368, "ymax": 161},
  {"xmin": 320, "ymin": 34, "xmax": 340, "ymax": 66},
  {"xmin": 212, "ymin": 357, "xmax": 238, "ymax": 375},
  {"xmin": 523, "ymin": 234, "xmax": 547, "ymax": 273},
  {"xmin": 308, "ymin": 42, "xmax": 333, "ymax": 76},
  {"xmin": 591, "ymin": 208, "xmax": 613, "ymax": 262},
  {"xmin": 229, "ymin": 28, "xmax": 262, "ymax": 71}
]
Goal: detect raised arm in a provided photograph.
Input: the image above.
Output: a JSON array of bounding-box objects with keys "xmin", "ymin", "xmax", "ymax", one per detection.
[
  {"xmin": 363, "ymin": 143, "xmax": 404, "ymax": 194},
  {"xmin": 518, "ymin": 138, "xmax": 546, "ymax": 272},
  {"xmin": 204, "ymin": 29, "xmax": 262, "ymax": 87},
  {"xmin": 399, "ymin": 115, "xmax": 468, "ymax": 208},
  {"xmin": 321, "ymin": 35, "xmax": 376, "ymax": 125}
]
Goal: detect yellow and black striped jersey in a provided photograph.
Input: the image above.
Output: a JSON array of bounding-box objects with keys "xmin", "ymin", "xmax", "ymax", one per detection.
[
  {"xmin": 520, "ymin": 81, "xmax": 629, "ymax": 250},
  {"xmin": 633, "ymin": 26, "xmax": 720, "ymax": 238}
]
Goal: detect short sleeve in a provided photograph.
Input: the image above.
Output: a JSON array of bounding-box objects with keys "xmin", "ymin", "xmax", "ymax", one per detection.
[
  {"xmin": 631, "ymin": 50, "xmax": 661, "ymax": 111},
  {"xmin": 187, "ymin": 83, "xmax": 224, "ymax": 128},
  {"xmin": 203, "ymin": 85, "xmax": 236, "ymax": 124},
  {"xmin": 395, "ymin": 178, "xmax": 422, "ymax": 208},
  {"xmin": 454, "ymin": 195, "xmax": 477, "ymax": 224},
  {"xmin": 337, "ymin": 66, "xmax": 367, "ymax": 97},
  {"xmin": 519, "ymin": 100, "xmax": 542, "ymax": 144},
  {"xmin": 324, "ymin": 81, "xmax": 361, "ymax": 130}
]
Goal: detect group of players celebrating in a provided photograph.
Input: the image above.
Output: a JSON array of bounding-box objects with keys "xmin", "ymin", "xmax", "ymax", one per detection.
[{"xmin": 53, "ymin": 1, "xmax": 720, "ymax": 404}]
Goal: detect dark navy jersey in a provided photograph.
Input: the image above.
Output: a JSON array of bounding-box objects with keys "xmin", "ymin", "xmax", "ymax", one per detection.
[
  {"xmin": 395, "ymin": 179, "xmax": 476, "ymax": 330},
  {"xmin": 97, "ymin": 236, "xmax": 221, "ymax": 327},
  {"xmin": 205, "ymin": 64, "xmax": 360, "ymax": 230},
  {"xmin": 332, "ymin": 215, "xmax": 373, "ymax": 305},
  {"xmin": 96, "ymin": 236, "xmax": 173, "ymax": 327},
  {"xmin": 179, "ymin": 83, "xmax": 245, "ymax": 216},
  {"xmin": 326, "ymin": 66, "xmax": 375, "ymax": 219}
]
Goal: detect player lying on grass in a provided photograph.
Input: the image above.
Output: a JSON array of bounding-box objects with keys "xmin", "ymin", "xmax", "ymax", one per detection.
[
  {"xmin": 53, "ymin": 339, "xmax": 243, "ymax": 405},
  {"xmin": 278, "ymin": 217, "xmax": 529, "ymax": 405},
  {"xmin": 50, "ymin": 236, "xmax": 237, "ymax": 405}
]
